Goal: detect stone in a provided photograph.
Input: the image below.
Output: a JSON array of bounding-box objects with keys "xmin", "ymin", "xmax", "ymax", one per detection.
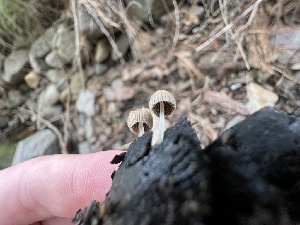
[
  {"xmin": 30, "ymin": 27, "xmax": 55, "ymax": 58},
  {"xmin": 111, "ymin": 33, "xmax": 130, "ymax": 61},
  {"xmin": 24, "ymin": 71, "xmax": 40, "ymax": 89},
  {"xmin": 45, "ymin": 69, "xmax": 67, "ymax": 88},
  {"xmin": 45, "ymin": 51, "xmax": 66, "ymax": 68},
  {"xmin": 246, "ymin": 82, "xmax": 279, "ymax": 114},
  {"xmin": 60, "ymin": 72, "xmax": 84, "ymax": 102},
  {"xmin": 39, "ymin": 105, "xmax": 63, "ymax": 119},
  {"xmin": 53, "ymin": 26, "xmax": 76, "ymax": 63},
  {"xmin": 0, "ymin": 53, "xmax": 4, "ymax": 70},
  {"xmin": 78, "ymin": 5, "xmax": 102, "ymax": 38},
  {"xmin": 0, "ymin": 115, "xmax": 9, "ymax": 129},
  {"xmin": 29, "ymin": 53, "xmax": 49, "ymax": 74},
  {"xmin": 12, "ymin": 129, "xmax": 59, "ymax": 165},
  {"xmin": 3, "ymin": 49, "xmax": 30, "ymax": 85},
  {"xmin": 7, "ymin": 89, "xmax": 25, "ymax": 109},
  {"xmin": 86, "ymin": 63, "xmax": 109, "ymax": 76},
  {"xmin": 125, "ymin": 0, "xmax": 175, "ymax": 23},
  {"xmin": 103, "ymin": 87, "xmax": 116, "ymax": 102},
  {"xmin": 78, "ymin": 141, "xmax": 95, "ymax": 154},
  {"xmin": 95, "ymin": 38, "xmax": 111, "ymax": 63},
  {"xmin": 39, "ymin": 84, "xmax": 60, "ymax": 106},
  {"xmin": 76, "ymin": 89, "xmax": 96, "ymax": 117},
  {"xmin": 291, "ymin": 63, "xmax": 300, "ymax": 71},
  {"xmin": 270, "ymin": 28, "xmax": 300, "ymax": 66}
]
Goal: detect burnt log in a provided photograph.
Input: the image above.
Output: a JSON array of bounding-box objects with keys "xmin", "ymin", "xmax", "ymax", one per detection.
[{"xmin": 75, "ymin": 107, "xmax": 300, "ymax": 225}]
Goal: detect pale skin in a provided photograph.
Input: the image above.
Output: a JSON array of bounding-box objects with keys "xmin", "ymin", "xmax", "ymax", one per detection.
[{"xmin": 0, "ymin": 150, "xmax": 122, "ymax": 225}]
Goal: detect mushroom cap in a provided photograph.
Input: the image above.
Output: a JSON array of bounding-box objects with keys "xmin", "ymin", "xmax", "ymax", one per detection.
[
  {"xmin": 149, "ymin": 90, "xmax": 176, "ymax": 117},
  {"xmin": 127, "ymin": 108, "xmax": 153, "ymax": 134}
]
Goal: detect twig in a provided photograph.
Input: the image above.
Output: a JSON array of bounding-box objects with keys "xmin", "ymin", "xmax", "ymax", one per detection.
[
  {"xmin": 70, "ymin": 0, "xmax": 85, "ymax": 90},
  {"xmin": 83, "ymin": 3, "xmax": 125, "ymax": 65},
  {"xmin": 19, "ymin": 107, "xmax": 68, "ymax": 154},
  {"xmin": 273, "ymin": 66, "xmax": 300, "ymax": 85},
  {"xmin": 195, "ymin": 0, "xmax": 264, "ymax": 52},
  {"xmin": 168, "ymin": 0, "xmax": 180, "ymax": 55}
]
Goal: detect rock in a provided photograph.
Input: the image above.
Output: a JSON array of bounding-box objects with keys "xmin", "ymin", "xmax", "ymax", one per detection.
[
  {"xmin": 115, "ymin": 85, "xmax": 135, "ymax": 102},
  {"xmin": 86, "ymin": 63, "xmax": 109, "ymax": 77},
  {"xmin": 78, "ymin": 2, "xmax": 122, "ymax": 38},
  {"xmin": 24, "ymin": 71, "xmax": 40, "ymax": 89},
  {"xmin": 60, "ymin": 72, "xmax": 84, "ymax": 102},
  {"xmin": 45, "ymin": 69, "xmax": 67, "ymax": 88},
  {"xmin": 111, "ymin": 33, "xmax": 130, "ymax": 61},
  {"xmin": 290, "ymin": 63, "xmax": 300, "ymax": 71},
  {"xmin": 0, "ymin": 115, "xmax": 9, "ymax": 129},
  {"xmin": 78, "ymin": 5, "xmax": 102, "ymax": 38},
  {"xmin": 76, "ymin": 89, "xmax": 96, "ymax": 117},
  {"xmin": 103, "ymin": 87, "xmax": 116, "ymax": 102},
  {"xmin": 280, "ymin": 71, "xmax": 300, "ymax": 101},
  {"xmin": 7, "ymin": 89, "xmax": 25, "ymax": 109},
  {"xmin": 78, "ymin": 141, "xmax": 95, "ymax": 154},
  {"xmin": 30, "ymin": 27, "xmax": 55, "ymax": 58},
  {"xmin": 45, "ymin": 50, "xmax": 66, "ymax": 68},
  {"xmin": 29, "ymin": 53, "xmax": 49, "ymax": 74},
  {"xmin": 246, "ymin": 82, "xmax": 279, "ymax": 114},
  {"xmin": 125, "ymin": 0, "xmax": 175, "ymax": 23},
  {"xmin": 95, "ymin": 38, "xmax": 111, "ymax": 63},
  {"xmin": 40, "ymin": 105, "xmax": 63, "ymax": 119},
  {"xmin": 38, "ymin": 85, "xmax": 62, "ymax": 119},
  {"xmin": 0, "ymin": 53, "xmax": 4, "ymax": 70},
  {"xmin": 85, "ymin": 117, "xmax": 94, "ymax": 139},
  {"xmin": 12, "ymin": 129, "xmax": 60, "ymax": 165},
  {"xmin": 39, "ymin": 84, "xmax": 60, "ymax": 106},
  {"xmin": 3, "ymin": 49, "xmax": 30, "ymax": 85},
  {"xmin": 270, "ymin": 28, "xmax": 300, "ymax": 66},
  {"xmin": 53, "ymin": 26, "xmax": 76, "ymax": 63},
  {"xmin": 76, "ymin": 108, "xmax": 300, "ymax": 225}
]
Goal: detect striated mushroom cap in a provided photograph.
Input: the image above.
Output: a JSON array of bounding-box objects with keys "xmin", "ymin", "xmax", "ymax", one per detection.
[
  {"xmin": 127, "ymin": 108, "xmax": 153, "ymax": 134},
  {"xmin": 149, "ymin": 90, "xmax": 176, "ymax": 117}
]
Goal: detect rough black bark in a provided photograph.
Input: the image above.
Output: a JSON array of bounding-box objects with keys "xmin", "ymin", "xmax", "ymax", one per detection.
[{"xmin": 74, "ymin": 107, "xmax": 300, "ymax": 225}]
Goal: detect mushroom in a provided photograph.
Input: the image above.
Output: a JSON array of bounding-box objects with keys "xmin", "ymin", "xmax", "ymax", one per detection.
[
  {"xmin": 127, "ymin": 108, "xmax": 153, "ymax": 137},
  {"xmin": 149, "ymin": 90, "xmax": 176, "ymax": 145}
]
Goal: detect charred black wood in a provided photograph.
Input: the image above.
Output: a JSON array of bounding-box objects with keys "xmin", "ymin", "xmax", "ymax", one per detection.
[{"xmin": 74, "ymin": 108, "xmax": 300, "ymax": 225}]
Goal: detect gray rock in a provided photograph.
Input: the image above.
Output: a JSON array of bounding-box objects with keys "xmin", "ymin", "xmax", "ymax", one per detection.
[
  {"xmin": 0, "ymin": 115, "xmax": 9, "ymax": 129},
  {"xmin": 45, "ymin": 51, "xmax": 66, "ymax": 68},
  {"xmin": 53, "ymin": 26, "xmax": 76, "ymax": 63},
  {"xmin": 103, "ymin": 87, "xmax": 116, "ymax": 102},
  {"xmin": 112, "ymin": 34, "xmax": 130, "ymax": 61},
  {"xmin": 60, "ymin": 72, "xmax": 83, "ymax": 102},
  {"xmin": 7, "ymin": 89, "xmax": 25, "ymax": 109},
  {"xmin": 30, "ymin": 27, "xmax": 54, "ymax": 58},
  {"xmin": 95, "ymin": 38, "xmax": 111, "ymax": 63},
  {"xmin": 40, "ymin": 105, "xmax": 63, "ymax": 119},
  {"xmin": 12, "ymin": 129, "xmax": 60, "ymax": 165},
  {"xmin": 125, "ymin": 0, "xmax": 174, "ymax": 23},
  {"xmin": 76, "ymin": 89, "xmax": 96, "ymax": 117},
  {"xmin": 0, "ymin": 53, "xmax": 4, "ymax": 70},
  {"xmin": 45, "ymin": 69, "xmax": 67, "ymax": 91},
  {"xmin": 86, "ymin": 63, "xmax": 109, "ymax": 76},
  {"xmin": 78, "ymin": 141, "xmax": 95, "ymax": 154},
  {"xmin": 3, "ymin": 49, "xmax": 30, "ymax": 85},
  {"xmin": 78, "ymin": 5, "xmax": 102, "ymax": 38},
  {"xmin": 29, "ymin": 52, "xmax": 49, "ymax": 74},
  {"xmin": 39, "ymin": 84, "xmax": 60, "ymax": 106},
  {"xmin": 270, "ymin": 28, "xmax": 300, "ymax": 66}
]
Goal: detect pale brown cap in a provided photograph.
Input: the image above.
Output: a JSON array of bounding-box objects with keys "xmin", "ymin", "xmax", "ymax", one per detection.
[
  {"xmin": 149, "ymin": 90, "xmax": 176, "ymax": 117},
  {"xmin": 127, "ymin": 108, "xmax": 153, "ymax": 134}
]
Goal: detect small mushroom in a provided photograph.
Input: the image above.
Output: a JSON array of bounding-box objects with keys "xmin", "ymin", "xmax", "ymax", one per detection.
[
  {"xmin": 149, "ymin": 90, "xmax": 176, "ymax": 145},
  {"xmin": 127, "ymin": 108, "xmax": 153, "ymax": 137}
]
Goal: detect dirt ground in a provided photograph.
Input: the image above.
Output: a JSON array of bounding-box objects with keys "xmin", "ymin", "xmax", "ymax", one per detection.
[{"xmin": 77, "ymin": 0, "xmax": 299, "ymax": 152}]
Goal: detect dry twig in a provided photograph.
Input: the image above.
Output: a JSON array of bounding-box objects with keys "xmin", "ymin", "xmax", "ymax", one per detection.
[{"xmin": 19, "ymin": 107, "xmax": 68, "ymax": 154}]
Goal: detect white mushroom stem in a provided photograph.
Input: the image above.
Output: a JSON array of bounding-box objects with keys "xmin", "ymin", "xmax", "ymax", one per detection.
[
  {"xmin": 156, "ymin": 101, "xmax": 165, "ymax": 144},
  {"xmin": 138, "ymin": 122, "xmax": 144, "ymax": 137}
]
